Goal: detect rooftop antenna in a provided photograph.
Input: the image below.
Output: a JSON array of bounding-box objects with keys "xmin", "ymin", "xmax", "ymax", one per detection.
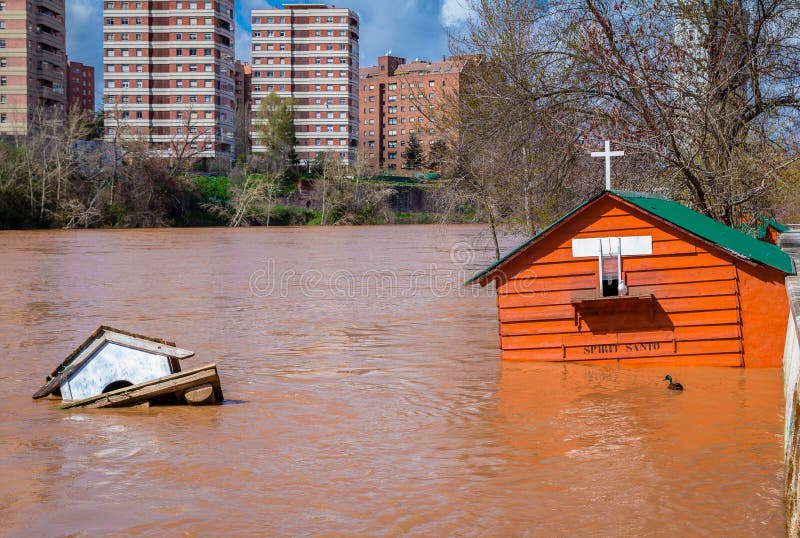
[
  {"xmin": 386, "ymin": 49, "xmax": 392, "ymax": 56},
  {"xmin": 590, "ymin": 140, "xmax": 624, "ymax": 190}
]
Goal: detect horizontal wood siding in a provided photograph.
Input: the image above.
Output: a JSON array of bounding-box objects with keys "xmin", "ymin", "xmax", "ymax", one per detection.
[{"xmin": 495, "ymin": 197, "xmax": 745, "ymax": 365}]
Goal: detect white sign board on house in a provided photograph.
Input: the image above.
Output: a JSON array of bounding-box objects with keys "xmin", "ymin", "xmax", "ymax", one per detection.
[{"xmin": 572, "ymin": 236, "xmax": 653, "ymax": 258}]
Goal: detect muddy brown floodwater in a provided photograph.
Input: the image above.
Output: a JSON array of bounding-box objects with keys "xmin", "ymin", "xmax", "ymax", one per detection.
[{"xmin": 0, "ymin": 225, "xmax": 785, "ymax": 536}]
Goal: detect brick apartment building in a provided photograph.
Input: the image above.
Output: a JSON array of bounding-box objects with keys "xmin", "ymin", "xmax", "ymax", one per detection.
[
  {"xmin": 234, "ymin": 60, "xmax": 251, "ymax": 113},
  {"xmin": 251, "ymin": 3, "xmax": 359, "ymax": 165},
  {"xmin": 233, "ymin": 59, "xmax": 251, "ymax": 158},
  {"xmin": 0, "ymin": 0, "xmax": 67, "ymax": 135},
  {"xmin": 359, "ymin": 55, "xmax": 467, "ymax": 170},
  {"xmin": 67, "ymin": 59, "xmax": 95, "ymax": 116},
  {"xmin": 103, "ymin": 0, "xmax": 237, "ymax": 161}
]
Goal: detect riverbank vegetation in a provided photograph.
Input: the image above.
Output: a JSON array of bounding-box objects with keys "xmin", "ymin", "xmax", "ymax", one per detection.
[{"xmin": 0, "ymin": 106, "xmax": 474, "ymax": 230}]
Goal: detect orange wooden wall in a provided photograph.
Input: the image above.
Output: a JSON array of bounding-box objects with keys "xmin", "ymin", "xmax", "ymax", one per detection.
[{"xmin": 493, "ymin": 197, "xmax": 789, "ymax": 367}]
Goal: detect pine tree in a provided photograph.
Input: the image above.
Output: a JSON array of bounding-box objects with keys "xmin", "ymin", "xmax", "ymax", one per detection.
[
  {"xmin": 427, "ymin": 139, "xmax": 447, "ymax": 170},
  {"xmin": 255, "ymin": 92, "xmax": 298, "ymax": 171},
  {"xmin": 404, "ymin": 133, "xmax": 423, "ymax": 170}
]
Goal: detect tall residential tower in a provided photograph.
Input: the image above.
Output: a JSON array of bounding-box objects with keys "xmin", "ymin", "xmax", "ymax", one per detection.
[
  {"xmin": 251, "ymin": 3, "xmax": 359, "ymax": 164},
  {"xmin": 103, "ymin": 0, "xmax": 236, "ymax": 161},
  {"xmin": 0, "ymin": 0, "xmax": 67, "ymax": 134}
]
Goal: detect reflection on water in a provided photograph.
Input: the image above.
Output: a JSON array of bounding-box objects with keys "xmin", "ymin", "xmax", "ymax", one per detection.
[{"xmin": 0, "ymin": 226, "xmax": 784, "ymax": 536}]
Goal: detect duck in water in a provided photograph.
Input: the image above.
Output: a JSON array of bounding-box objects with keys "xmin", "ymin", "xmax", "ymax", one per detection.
[{"xmin": 664, "ymin": 374, "xmax": 684, "ymax": 391}]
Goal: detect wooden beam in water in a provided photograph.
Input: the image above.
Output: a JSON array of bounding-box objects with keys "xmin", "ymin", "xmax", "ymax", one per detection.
[
  {"xmin": 184, "ymin": 383, "xmax": 217, "ymax": 405},
  {"xmin": 61, "ymin": 364, "xmax": 223, "ymax": 409}
]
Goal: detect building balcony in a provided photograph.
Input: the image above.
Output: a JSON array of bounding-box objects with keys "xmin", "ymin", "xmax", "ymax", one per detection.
[
  {"xmin": 36, "ymin": 10, "xmax": 65, "ymax": 28},
  {"xmin": 37, "ymin": 0, "xmax": 64, "ymax": 18},
  {"xmin": 38, "ymin": 86, "xmax": 66, "ymax": 103},
  {"xmin": 35, "ymin": 30, "xmax": 64, "ymax": 50},
  {"xmin": 36, "ymin": 67, "xmax": 64, "ymax": 83}
]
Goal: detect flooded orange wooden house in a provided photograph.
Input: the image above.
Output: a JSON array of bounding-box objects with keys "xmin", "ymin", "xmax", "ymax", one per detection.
[{"xmin": 468, "ymin": 190, "xmax": 796, "ymax": 367}]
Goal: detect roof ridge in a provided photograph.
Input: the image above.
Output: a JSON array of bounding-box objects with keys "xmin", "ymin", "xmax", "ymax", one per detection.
[{"xmin": 466, "ymin": 191, "xmax": 795, "ymax": 285}]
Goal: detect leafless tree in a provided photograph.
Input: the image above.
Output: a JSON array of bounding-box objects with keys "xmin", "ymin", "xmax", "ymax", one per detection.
[{"xmin": 447, "ymin": 0, "xmax": 800, "ymax": 227}]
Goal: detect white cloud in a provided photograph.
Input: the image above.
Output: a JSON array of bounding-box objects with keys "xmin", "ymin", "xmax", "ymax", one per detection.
[
  {"xmin": 441, "ymin": 0, "xmax": 471, "ymax": 27},
  {"xmin": 236, "ymin": 32, "xmax": 252, "ymax": 64},
  {"xmin": 66, "ymin": 0, "xmax": 97, "ymax": 25}
]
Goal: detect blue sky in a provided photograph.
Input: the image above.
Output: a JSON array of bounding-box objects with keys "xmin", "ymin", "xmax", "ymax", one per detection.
[{"xmin": 66, "ymin": 0, "xmax": 470, "ymax": 110}]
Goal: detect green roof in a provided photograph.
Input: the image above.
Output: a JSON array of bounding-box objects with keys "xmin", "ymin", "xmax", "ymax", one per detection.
[{"xmin": 466, "ymin": 190, "xmax": 795, "ymax": 284}]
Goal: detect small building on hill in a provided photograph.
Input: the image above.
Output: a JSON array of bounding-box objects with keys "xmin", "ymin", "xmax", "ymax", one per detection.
[{"xmin": 467, "ymin": 191, "xmax": 796, "ymax": 367}]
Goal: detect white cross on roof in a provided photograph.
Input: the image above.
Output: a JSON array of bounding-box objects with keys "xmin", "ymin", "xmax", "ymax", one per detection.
[{"xmin": 590, "ymin": 141, "xmax": 625, "ymax": 190}]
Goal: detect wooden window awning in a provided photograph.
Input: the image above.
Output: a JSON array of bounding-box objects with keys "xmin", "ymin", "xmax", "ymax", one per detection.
[
  {"xmin": 570, "ymin": 293, "xmax": 656, "ymax": 326},
  {"xmin": 570, "ymin": 293, "xmax": 655, "ymax": 308}
]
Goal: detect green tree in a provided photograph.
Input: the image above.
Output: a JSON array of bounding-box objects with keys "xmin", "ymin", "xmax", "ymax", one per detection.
[
  {"xmin": 404, "ymin": 133, "xmax": 424, "ymax": 170},
  {"xmin": 254, "ymin": 92, "xmax": 298, "ymax": 174},
  {"xmin": 427, "ymin": 139, "xmax": 448, "ymax": 171},
  {"xmin": 86, "ymin": 110, "xmax": 105, "ymax": 141}
]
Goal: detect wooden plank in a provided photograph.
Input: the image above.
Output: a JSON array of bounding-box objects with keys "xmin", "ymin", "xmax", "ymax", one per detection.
[
  {"xmin": 498, "ymin": 278, "xmax": 598, "ymax": 302},
  {"xmin": 606, "ymin": 309, "xmax": 741, "ymax": 328},
  {"xmin": 104, "ymin": 332, "xmax": 194, "ymax": 359},
  {"xmin": 500, "ymin": 276, "xmax": 595, "ymax": 296},
  {"xmin": 498, "ymin": 304, "xmax": 576, "ymax": 321},
  {"xmin": 500, "ymin": 320, "xmax": 742, "ymax": 342},
  {"xmin": 558, "ymin": 354, "xmax": 743, "ymax": 367},
  {"xmin": 502, "ymin": 332, "xmax": 742, "ymax": 355},
  {"xmin": 630, "ymin": 280, "xmax": 738, "ymax": 299},
  {"xmin": 505, "ymin": 252, "xmax": 727, "ymax": 285},
  {"xmin": 497, "ymin": 288, "xmax": 588, "ymax": 306},
  {"xmin": 32, "ymin": 336, "xmax": 107, "ymax": 399},
  {"xmin": 496, "ymin": 280, "xmax": 739, "ymax": 306},
  {"xmin": 498, "ymin": 307, "xmax": 740, "ymax": 336},
  {"xmin": 61, "ymin": 364, "xmax": 221, "ymax": 409},
  {"xmin": 675, "ymin": 324, "xmax": 742, "ymax": 341},
  {"xmin": 627, "ymin": 265, "xmax": 736, "ymax": 286},
  {"xmin": 622, "ymin": 252, "xmax": 726, "ymax": 272},
  {"xmin": 550, "ymin": 211, "xmax": 659, "ymax": 232},
  {"xmin": 184, "ymin": 384, "xmax": 217, "ymax": 405},
  {"xmin": 580, "ymin": 206, "xmax": 635, "ymax": 218},
  {"xmin": 500, "ymin": 348, "xmax": 744, "ymax": 365},
  {"xmin": 572, "ymin": 227, "xmax": 673, "ymax": 242},
  {"xmin": 677, "ymin": 339, "xmax": 742, "ymax": 355},
  {"xmin": 513, "ymin": 238, "xmax": 700, "ymax": 268},
  {"xmin": 497, "ymin": 289, "xmax": 737, "ymax": 312},
  {"xmin": 498, "ymin": 317, "xmax": 580, "ymax": 333},
  {"xmin": 500, "ymin": 260, "xmax": 598, "ymax": 284},
  {"xmin": 501, "ymin": 330, "xmax": 676, "ymax": 350},
  {"xmin": 503, "ymin": 243, "xmax": 709, "ymax": 281},
  {"xmin": 656, "ymin": 295, "xmax": 740, "ymax": 313}
]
